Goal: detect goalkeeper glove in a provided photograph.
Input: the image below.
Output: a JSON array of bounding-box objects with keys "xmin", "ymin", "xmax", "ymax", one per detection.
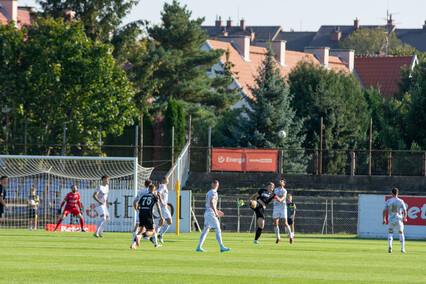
[{"xmin": 57, "ymin": 209, "xmax": 62, "ymax": 215}]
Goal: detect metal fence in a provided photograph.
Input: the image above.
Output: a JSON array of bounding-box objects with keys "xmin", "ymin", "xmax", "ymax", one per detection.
[{"xmin": 192, "ymin": 195, "xmax": 358, "ymax": 234}]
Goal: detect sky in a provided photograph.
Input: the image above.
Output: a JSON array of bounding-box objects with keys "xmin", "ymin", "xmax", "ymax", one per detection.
[{"xmin": 18, "ymin": 0, "xmax": 426, "ymax": 31}]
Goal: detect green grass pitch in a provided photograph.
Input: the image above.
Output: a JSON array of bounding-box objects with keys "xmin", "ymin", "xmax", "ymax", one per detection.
[{"xmin": 0, "ymin": 230, "xmax": 425, "ymax": 283}]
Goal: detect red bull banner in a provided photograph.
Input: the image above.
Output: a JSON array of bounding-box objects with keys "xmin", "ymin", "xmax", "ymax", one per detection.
[{"xmin": 212, "ymin": 149, "xmax": 278, "ymax": 172}]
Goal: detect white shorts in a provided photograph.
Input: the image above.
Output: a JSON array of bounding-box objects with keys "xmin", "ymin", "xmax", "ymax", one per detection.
[
  {"xmin": 161, "ymin": 206, "xmax": 172, "ymax": 219},
  {"xmin": 96, "ymin": 205, "xmax": 110, "ymax": 217},
  {"xmin": 388, "ymin": 220, "xmax": 404, "ymax": 232},
  {"xmin": 204, "ymin": 212, "xmax": 220, "ymax": 229},
  {"xmin": 273, "ymin": 206, "xmax": 287, "ymax": 219}
]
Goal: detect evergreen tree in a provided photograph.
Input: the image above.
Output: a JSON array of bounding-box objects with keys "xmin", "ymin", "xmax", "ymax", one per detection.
[
  {"xmin": 232, "ymin": 48, "xmax": 306, "ymax": 172},
  {"xmin": 162, "ymin": 99, "xmax": 186, "ymax": 166},
  {"xmin": 134, "ymin": 0, "xmax": 239, "ymax": 111}
]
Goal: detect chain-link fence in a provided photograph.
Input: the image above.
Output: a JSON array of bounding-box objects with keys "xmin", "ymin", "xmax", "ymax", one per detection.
[{"xmin": 192, "ymin": 195, "xmax": 358, "ymax": 234}]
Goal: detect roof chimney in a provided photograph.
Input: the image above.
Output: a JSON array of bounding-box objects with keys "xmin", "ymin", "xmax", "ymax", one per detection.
[
  {"xmin": 354, "ymin": 18, "xmax": 359, "ymax": 30},
  {"xmin": 240, "ymin": 19, "xmax": 246, "ymax": 31},
  {"xmin": 387, "ymin": 14, "xmax": 395, "ymax": 26},
  {"xmin": 215, "ymin": 16, "xmax": 223, "ymax": 27},
  {"xmin": 227, "ymin": 18, "xmax": 233, "ymax": 28},
  {"xmin": 271, "ymin": 40, "xmax": 286, "ymax": 66},
  {"xmin": 330, "ymin": 49, "xmax": 355, "ymax": 72},
  {"xmin": 330, "ymin": 27, "xmax": 341, "ymax": 42},
  {"xmin": 423, "ymin": 20, "xmax": 426, "ymax": 32},
  {"xmin": 1, "ymin": 0, "xmax": 18, "ymax": 23},
  {"xmin": 217, "ymin": 35, "xmax": 250, "ymax": 61},
  {"xmin": 304, "ymin": 46, "xmax": 330, "ymax": 67}
]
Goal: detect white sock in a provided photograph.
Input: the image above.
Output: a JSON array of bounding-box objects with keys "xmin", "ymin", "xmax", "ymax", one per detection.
[
  {"xmin": 159, "ymin": 224, "xmax": 171, "ymax": 236},
  {"xmin": 152, "ymin": 233, "xmax": 159, "ymax": 246},
  {"xmin": 388, "ymin": 233, "xmax": 393, "ymax": 248},
  {"xmin": 291, "ymin": 232, "xmax": 294, "ymax": 238},
  {"xmin": 155, "ymin": 225, "xmax": 161, "ymax": 235},
  {"xmin": 198, "ymin": 227, "xmax": 210, "ymax": 248},
  {"xmin": 286, "ymin": 225, "xmax": 291, "ymax": 237},
  {"xmin": 96, "ymin": 218, "xmax": 105, "ymax": 233},
  {"xmin": 399, "ymin": 233, "xmax": 405, "ymax": 250},
  {"xmin": 215, "ymin": 228, "xmax": 224, "ymax": 247},
  {"xmin": 274, "ymin": 227, "xmax": 280, "ymax": 239},
  {"xmin": 100, "ymin": 218, "xmax": 109, "ymax": 234}
]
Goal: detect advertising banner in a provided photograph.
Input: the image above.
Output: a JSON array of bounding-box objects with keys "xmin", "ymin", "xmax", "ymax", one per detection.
[
  {"xmin": 212, "ymin": 148, "xmax": 278, "ymax": 172},
  {"xmin": 358, "ymin": 194, "xmax": 426, "ymax": 239},
  {"xmin": 60, "ymin": 189, "xmax": 191, "ymax": 233}
]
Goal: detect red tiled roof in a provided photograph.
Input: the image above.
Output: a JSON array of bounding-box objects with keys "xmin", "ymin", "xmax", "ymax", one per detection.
[
  {"xmin": 354, "ymin": 55, "xmax": 414, "ymax": 99},
  {"xmin": 207, "ymin": 40, "xmax": 349, "ymax": 99}
]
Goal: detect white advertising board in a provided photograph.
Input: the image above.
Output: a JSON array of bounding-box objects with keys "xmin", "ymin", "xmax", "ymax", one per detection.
[
  {"xmin": 62, "ymin": 189, "xmax": 191, "ymax": 232},
  {"xmin": 358, "ymin": 194, "xmax": 426, "ymax": 239}
]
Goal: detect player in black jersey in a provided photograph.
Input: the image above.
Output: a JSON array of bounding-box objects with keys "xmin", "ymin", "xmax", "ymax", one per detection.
[
  {"xmin": 0, "ymin": 176, "xmax": 10, "ymax": 221},
  {"xmin": 248, "ymin": 182, "xmax": 276, "ymax": 244},
  {"xmin": 135, "ymin": 184, "xmax": 164, "ymax": 247}
]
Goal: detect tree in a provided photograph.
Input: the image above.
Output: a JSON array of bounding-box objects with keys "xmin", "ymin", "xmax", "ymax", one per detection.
[
  {"xmin": 2, "ymin": 18, "xmax": 136, "ymax": 155},
  {"xmin": 288, "ymin": 60, "xmax": 369, "ymax": 174},
  {"xmin": 339, "ymin": 28, "xmax": 411, "ymax": 55},
  {"xmin": 0, "ymin": 23, "xmax": 24, "ymax": 150},
  {"xmin": 37, "ymin": 0, "xmax": 139, "ymax": 43},
  {"xmin": 134, "ymin": 0, "xmax": 239, "ymax": 111},
  {"xmin": 406, "ymin": 61, "xmax": 426, "ymax": 148},
  {"xmin": 228, "ymin": 48, "xmax": 306, "ymax": 172}
]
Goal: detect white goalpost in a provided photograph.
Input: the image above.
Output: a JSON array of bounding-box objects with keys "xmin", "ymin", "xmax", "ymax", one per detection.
[{"xmin": 0, "ymin": 155, "xmax": 153, "ymax": 232}]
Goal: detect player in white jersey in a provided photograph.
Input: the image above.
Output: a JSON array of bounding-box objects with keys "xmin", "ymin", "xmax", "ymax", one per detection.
[
  {"xmin": 155, "ymin": 177, "xmax": 173, "ymax": 244},
  {"xmin": 92, "ymin": 175, "xmax": 110, "ymax": 238},
  {"xmin": 130, "ymin": 180, "xmax": 152, "ymax": 249},
  {"xmin": 273, "ymin": 178, "xmax": 292, "ymax": 244},
  {"xmin": 196, "ymin": 180, "xmax": 231, "ymax": 253},
  {"xmin": 383, "ymin": 188, "xmax": 408, "ymax": 253}
]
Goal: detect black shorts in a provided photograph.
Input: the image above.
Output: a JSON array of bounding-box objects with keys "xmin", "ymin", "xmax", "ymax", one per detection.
[
  {"xmin": 28, "ymin": 208, "xmax": 37, "ymax": 219},
  {"xmin": 139, "ymin": 212, "xmax": 154, "ymax": 230},
  {"xmin": 251, "ymin": 202, "xmax": 265, "ymax": 219},
  {"xmin": 0, "ymin": 206, "xmax": 4, "ymax": 218},
  {"xmin": 286, "ymin": 218, "xmax": 293, "ymax": 225}
]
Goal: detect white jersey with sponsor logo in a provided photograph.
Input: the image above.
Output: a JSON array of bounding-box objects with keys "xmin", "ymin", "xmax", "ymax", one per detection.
[
  {"xmin": 273, "ymin": 187, "xmax": 287, "ymax": 208},
  {"xmin": 158, "ymin": 184, "xmax": 168, "ymax": 205},
  {"xmin": 134, "ymin": 188, "xmax": 149, "ymax": 203},
  {"xmin": 384, "ymin": 197, "xmax": 406, "ymax": 223},
  {"xmin": 95, "ymin": 184, "xmax": 109, "ymax": 204},
  {"xmin": 205, "ymin": 189, "xmax": 218, "ymax": 215}
]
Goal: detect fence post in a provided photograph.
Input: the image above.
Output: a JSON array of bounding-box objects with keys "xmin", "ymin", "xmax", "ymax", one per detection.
[
  {"xmin": 134, "ymin": 124, "xmax": 138, "ymax": 158},
  {"xmin": 24, "ymin": 123, "xmax": 28, "ymax": 155},
  {"xmin": 206, "ymin": 126, "xmax": 211, "ymax": 173},
  {"xmin": 319, "ymin": 117, "xmax": 323, "ymax": 176},
  {"xmin": 314, "ymin": 150, "xmax": 319, "ymax": 175},
  {"xmin": 99, "ymin": 126, "xmax": 102, "ymax": 155},
  {"xmin": 368, "ymin": 118, "xmax": 372, "ymax": 176},
  {"xmin": 423, "ymin": 152, "xmax": 426, "ymax": 176},
  {"xmin": 331, "ymin": 199, "xmax": 334, "ymax": 234},
  {"xmin": 350, "ymin": 151, "xmax": 355, "ymax": 176},
  {"xmin": 237, "ymin": 198, "xmax": 240, "ymax": 233},
  {"xmin": 140, "ymin": 114, "xmax": 143, "ymax": 166},
  {"xmin": 61, "ymin": 124, "xmax": 66, "ymax": 156},
  {"xmin": 387, "ymin": 151, "xmax": 392, "ymax": 176},
  {"xmin": 5, "ymin": 107, "xmax": 9, "ymax": 154},
  {"xmin": 172, "ymin": 126, "xmax": 175, "ymax": 165},
  {"xmin": 188, "ymin": 115, "xmax": 191, "ymax": 171}
]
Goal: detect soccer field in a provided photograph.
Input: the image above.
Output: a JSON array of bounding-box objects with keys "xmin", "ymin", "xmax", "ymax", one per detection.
[{"xmin": 0, "ymin": 230, "xmax": 425, "ymax": 283}]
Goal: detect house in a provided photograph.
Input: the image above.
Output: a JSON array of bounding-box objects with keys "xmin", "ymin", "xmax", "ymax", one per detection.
[
  {"xmin": 354, "ymin": 55, "xmax": 418, "ymax": 99},
  {"xmin": 0, "ymin": 0, "xmax": 33, "ymax": 29},
  {"xmin": 201, "ymin": 36, "xmax": 352, "ymax": 108},
  {"xmin": 202, "ymin": 17, "xmax": 426, "ymax": 52}
]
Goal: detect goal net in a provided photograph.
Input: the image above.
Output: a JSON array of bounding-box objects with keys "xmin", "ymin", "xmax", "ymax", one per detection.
[{"xmin": 0, "ymin": 155, "xmax": 153, "ymax": 232}]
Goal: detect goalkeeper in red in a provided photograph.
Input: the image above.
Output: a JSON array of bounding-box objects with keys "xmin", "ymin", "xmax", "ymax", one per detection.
[{"xmin": 54, "ymin": 185, "xmax": 86, "ymax": 232}]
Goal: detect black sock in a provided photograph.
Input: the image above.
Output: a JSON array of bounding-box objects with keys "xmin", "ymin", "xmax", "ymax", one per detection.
[{"xmin": 255, "ymin": 228, "xmax": 263, "ymax": 240}]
